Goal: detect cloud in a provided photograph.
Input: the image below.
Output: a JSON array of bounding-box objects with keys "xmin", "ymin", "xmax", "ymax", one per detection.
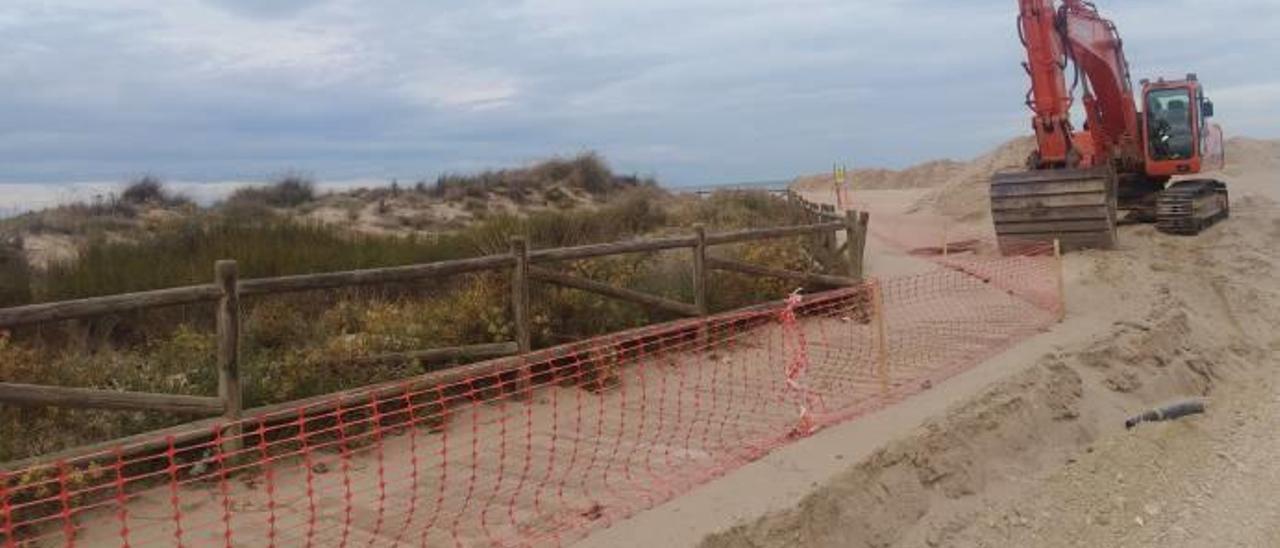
[
  {"xmin": 397, "ymin": 67, "xmax": 520, "ymax": 111},
  {"xmin": 0, "ymin": 0, "xmax": 1275, "ymax": 193},
  {"xmin": 202, "ymin": 0, "xmax": 327, "ymax": 19}
]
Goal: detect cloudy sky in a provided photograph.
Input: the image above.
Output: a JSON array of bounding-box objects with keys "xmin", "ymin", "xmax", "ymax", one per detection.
[{"xmin": 0, "ymin": 0, "xmax": 1276, "ymax": 192}]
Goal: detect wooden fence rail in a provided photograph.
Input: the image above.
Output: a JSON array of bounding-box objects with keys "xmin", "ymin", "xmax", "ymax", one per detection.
[
  {"xmin": 0, "ymin": 285, "xmax": 222, "ymax": 328},
  {"xmin": 0, "ymin": 383, "xmax": 224, "ymax": 414},
  {"xmin": 0, "ymin": 215, "xmax": 870, "ymax": 465}
]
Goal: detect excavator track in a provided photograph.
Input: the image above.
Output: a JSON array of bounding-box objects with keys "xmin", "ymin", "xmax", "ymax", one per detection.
[
  {"xmin": 990, "ymin": 167, "xmax": 1119, "ymax": 254},
  {"xmin": 1155, "ymin": 180, "xmax": 1230, "ymax": 235}
]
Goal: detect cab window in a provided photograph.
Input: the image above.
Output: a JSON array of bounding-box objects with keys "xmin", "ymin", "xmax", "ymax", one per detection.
[{"xmin": 1147, "ymin": 88, "xmax": 1195, "ymax": 161}]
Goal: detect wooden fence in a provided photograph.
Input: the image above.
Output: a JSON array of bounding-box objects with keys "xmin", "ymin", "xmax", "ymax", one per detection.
[
  {"xmin": 785, "ymin": 188, "xmax": 843, "ymax": 222},
  {"xmin": 0, "ymin": 215, "xmax": 869, "ymax": 464}
]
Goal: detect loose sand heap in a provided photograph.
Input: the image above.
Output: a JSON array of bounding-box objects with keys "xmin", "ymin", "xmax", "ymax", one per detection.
[
  {"xmin": 792, "ymin": 137, "xmax": 1036, "ymax": 223},
  {"xmin": 794, "ymin": 137, "xmax": 1279, "ymax": 225},
  {"xmin": 583, "ymin": 135, "xmax": 1280, "ymax": 547}
]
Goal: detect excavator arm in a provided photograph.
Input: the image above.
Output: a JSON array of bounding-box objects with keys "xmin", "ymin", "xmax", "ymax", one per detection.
[
  {"xmin": 991, "ymin": 0, "xmax": 1131, "ymax": 252},
  {"xmin": 1019, "ymin": 0, "xmax": 1141, "ymax": 170}
]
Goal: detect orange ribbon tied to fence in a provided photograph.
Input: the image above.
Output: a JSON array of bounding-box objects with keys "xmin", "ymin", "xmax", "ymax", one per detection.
[{"xmin": 779, "ymin": 290, "xmax": 818, "ymax": 439}]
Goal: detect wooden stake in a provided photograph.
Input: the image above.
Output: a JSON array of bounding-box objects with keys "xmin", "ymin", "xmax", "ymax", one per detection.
[
  {"xmin": 510, "ymin": 237, "xmax": 533, "ymax": 397},
  {"xmin": 215, "ymin": 260, "xmax": 242, "ymax": 455},
  {"xmin": 510, "ymin": 238, "xmax": 532, "ymax": 354},
  {"xmin": 845, "ymin": 211, "xmax": 870, "ymax": 281},
  {"xmin": 693, "ymin": 224, "xmax": 709, "ymax": 316},
  {"xmin": 871, "ymin": 279, "xmax": 889, "ymax": 398},
  {"xmin": 1054, "ymin": 238, "xmax": 1065, "ymax": 322},
  {"xmin": 942, "ymin": 220, "xmax": 949, "ymax": 257},
  {"xmin": 693, "ymin": 224, "xmax": 710, "ymax": 351}
]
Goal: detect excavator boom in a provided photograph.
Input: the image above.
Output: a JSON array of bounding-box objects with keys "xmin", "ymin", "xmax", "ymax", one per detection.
[{"xmin": 1018, "ymin": 0, "xmax": 1140, "ymax": 170}]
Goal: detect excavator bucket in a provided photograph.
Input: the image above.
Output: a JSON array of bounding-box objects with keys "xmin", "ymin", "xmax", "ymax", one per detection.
[{"xmin": 990, "ymin": 167, "xmax": 1118, "ymax": 254}]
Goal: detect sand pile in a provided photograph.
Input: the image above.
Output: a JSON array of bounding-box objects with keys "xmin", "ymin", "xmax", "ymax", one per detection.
[
  {"xmin": 1224, "ymin": 137, "xmax": 1280, "ymax": 171},
  {"xmin": 908, "ymin": 137, "xmax": 1036, "ymax": 222},
  {"xmin": 912, "ymin": 136, "xmax": 1280, "ymax": 223},
  {"xmin": 791, "ymin": 138, "xmax": 1035, "ymax": 223},
  {"xmin": 870, "ymin": 137, "xmax": 1269, "ymax": 225},
  {"xmin": 700, "ymin": 293, "xmax": 1252, "ymax": 547},
  {"xmin": 802, "ymin": 136, "xmax": 1277, "ymax": 224},
  {"xmin": 793, "ymin": 159, "xmax": 967, "ymax": 193}
]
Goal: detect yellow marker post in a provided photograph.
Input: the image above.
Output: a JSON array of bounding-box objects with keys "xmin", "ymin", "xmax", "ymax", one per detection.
[{"xmin": 833, "ymin": 164, "xmax": 846, "ymax": 210}]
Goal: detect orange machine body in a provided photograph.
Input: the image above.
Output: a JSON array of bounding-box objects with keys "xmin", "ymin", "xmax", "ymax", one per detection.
[{"xmin": 1018, "ymin": 0, "xmax": 1223, "ymax": 180}]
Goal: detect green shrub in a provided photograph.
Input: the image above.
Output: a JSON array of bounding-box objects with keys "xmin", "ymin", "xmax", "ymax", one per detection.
[
  {"xmin": 0, "ymin": 235, "xmax": 29, "ymax": 307},
  {"xmin": 465, "ymin": 187, "xmax": 670, "ymax": 254},
  {"xmin": 431, "ymin": 152, "xmax": 655, "ymax": 201},
  {"xmin": 0, "ymin": 327, "xmax": 218, "ymax": 461},
  {"xmin": 121, "ymin": 176, "xmax": 188, "ymax": 207},
  {"xmin": 219, "ymin": 197, "xmax": 277, "ymax": 223},
  {"xmin": 707, "ymin": 241, "xmax": 813, "ymax": 310},
  {"xmin": 227, "ymin": 174, "xmax": 316, "ymax": 209},
  {"xmin": 674, "ymin": 189, "xmax": 810, "ymax": 229}
]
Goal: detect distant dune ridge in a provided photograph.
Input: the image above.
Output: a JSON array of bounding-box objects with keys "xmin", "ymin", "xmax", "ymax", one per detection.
[{"xmin": 794, "ymin": 136, "xmax": 1280, "ymax": 222}]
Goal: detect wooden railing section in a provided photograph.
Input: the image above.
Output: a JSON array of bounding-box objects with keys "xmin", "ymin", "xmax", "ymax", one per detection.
[{"xmin": 0, "ymin": 216, "xmax": 869, "ymax": 463}]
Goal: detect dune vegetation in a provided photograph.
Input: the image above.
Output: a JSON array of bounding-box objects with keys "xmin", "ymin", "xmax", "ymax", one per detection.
[{"xmin": 0, "ymin": 154, "xmax": 829, "ymax": 461}]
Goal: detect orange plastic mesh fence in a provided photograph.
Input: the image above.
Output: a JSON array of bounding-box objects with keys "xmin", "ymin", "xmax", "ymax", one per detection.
[
  {"xmin": 865, "ymin": 212, "xmax": 996, "ymax": 256},
  {"xmin": 0, "ymin": 245, "xmax": 1058, "ymax": 547}
]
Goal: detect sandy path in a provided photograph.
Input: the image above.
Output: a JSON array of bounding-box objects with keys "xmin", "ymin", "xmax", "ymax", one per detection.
[{"xmin": 579, "ymin": 188, "xmax": 1064, "ymax": 547}]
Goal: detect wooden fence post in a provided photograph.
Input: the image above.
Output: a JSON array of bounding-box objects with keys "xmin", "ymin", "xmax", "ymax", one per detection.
[
  {"xmin": 693, "ymin": 224, "xmax": 708, "ymax": 316},
  {"xmin": 510, "ymin": 237, "xmax": 533, "ymax": 397},
  {"xmin": 829, "ymin": 223, "xmax": 840, "ymax": 261},
  {"xmin": 818, "ymin": 204, "xmax": 837, "ymax": 264},
  {"xmin": 511, "ymin": 237, "xmax": 532, "ymax": 354},
  {"xmin": 845, "ymin": 211, "xmax": 870, "ymax": 280},
  {"xmin": 215, "ymin": 260, "xmax": 242, "ymax": 455},
  {"xmin": 871, "ymin": 278, "xmax": 889, "ymax": 398},
  {"xmin": 1054, "ymin": 239, "xmax": 1065, "ymax": 322}
]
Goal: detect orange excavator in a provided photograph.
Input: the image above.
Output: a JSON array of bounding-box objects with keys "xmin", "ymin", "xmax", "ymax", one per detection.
[{"xmin": 991, "ymin": 0, "xmax": 1229, "ymax": 252}]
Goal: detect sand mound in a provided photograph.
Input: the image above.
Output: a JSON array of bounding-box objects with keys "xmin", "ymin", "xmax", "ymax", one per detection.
[
  {"xmin": 903, "ymin": 136, "xmax": 1276, "ymax": 223},
  {"xmin": 1223, "ymin": 137, "xmax": 1280, "ymax": 183},
  {"xmin": 793, "ymin": 159, "xmax": 968, "ymax": 193},
  {"xmin": 907, "ymin": 137, "xmax": 1036, "ymax": 222},
  {"xmin": 700, "ymin": 283, "xmax": 1255, "ymax": 548},
  {"xmin": 796, "ymin": 135, "xmax": 1278, "ymax": 225},
  {"xmin": 790, "ymin": 138, "xmax": 1035, "ymax": 223},
  {"xmin": 702, "ymin": 137, "xmax": 1280, "ymax": 546}
]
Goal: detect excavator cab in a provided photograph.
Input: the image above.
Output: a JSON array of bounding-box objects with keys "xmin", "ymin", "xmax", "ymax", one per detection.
[{"xmin": 1141, "ymin": 75, "xmax": 1225, "ymax": 178}]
